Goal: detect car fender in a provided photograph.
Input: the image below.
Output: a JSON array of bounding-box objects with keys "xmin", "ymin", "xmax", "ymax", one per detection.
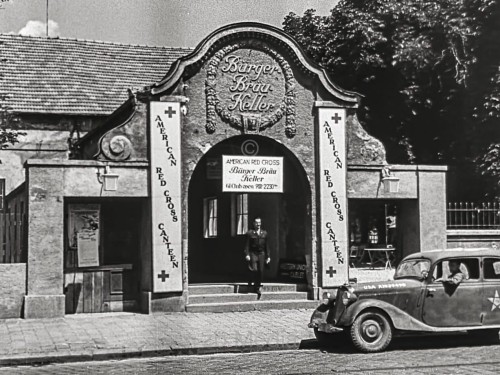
[
  {"xmin": 309, "ymin": 304, "xmax": 329, "ymax": 325},
  {"xmin": 338, "ymin": 299, "xmax": 436, "ymax": 332}
]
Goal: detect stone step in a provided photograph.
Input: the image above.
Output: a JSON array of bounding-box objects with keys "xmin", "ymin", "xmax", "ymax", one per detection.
[
  {"xmin": 188, "ymin": 291, "xmax": 309, "ymax": 304},
  {"xmin": 188, "ymin": 283, "xmax": 307, "ymax": 295},
  {"xmin": 188, "ymin": 284, "xmax": 235, "ymax": 295},
  {"xmin": 186, "ymin": 299, "xmax": 320, "ymax": 313}
]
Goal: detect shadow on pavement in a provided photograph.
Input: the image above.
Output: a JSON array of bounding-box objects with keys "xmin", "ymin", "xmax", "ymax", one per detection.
[{"xmin": 300, "ymin": 331, "xmax": 500, "ymax": 353}]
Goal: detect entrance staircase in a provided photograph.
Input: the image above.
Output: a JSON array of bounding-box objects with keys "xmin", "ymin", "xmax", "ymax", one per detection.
[{"xmin": 187, "ymin": 283, "xmax": 319, "ymax": 313}]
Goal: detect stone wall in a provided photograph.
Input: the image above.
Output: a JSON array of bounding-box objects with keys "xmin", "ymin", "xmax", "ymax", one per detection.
[{"xmin": 0, "ymin": 263, "xmax": 26, "ymax": 318}]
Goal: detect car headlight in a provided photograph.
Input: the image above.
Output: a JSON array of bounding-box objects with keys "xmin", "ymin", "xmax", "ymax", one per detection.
[
  {"xmin": 341, "ymin": 290, "xmax": 357, "ymax": 306},
  {"xmin": 322, "ymin": 291, "xmax": 332, "ymax": 305},
  {"xmin": 341, "ymin": 291, "xmax": 351, "ymax": 305}
]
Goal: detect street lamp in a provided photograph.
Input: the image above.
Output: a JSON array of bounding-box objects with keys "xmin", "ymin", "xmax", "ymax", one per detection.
[
  {"xmin": 97, "ymin": 165, "xmax": 119, "ymax": 191},
  {"xmin": 381, "ymin": 166, "xmax": 399, "ymax": 194}
]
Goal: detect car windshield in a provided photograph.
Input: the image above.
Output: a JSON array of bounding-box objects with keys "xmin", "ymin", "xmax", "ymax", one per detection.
[{"xmin": 394, "ymin": 259, "xmax": 431, "ymax": 280}]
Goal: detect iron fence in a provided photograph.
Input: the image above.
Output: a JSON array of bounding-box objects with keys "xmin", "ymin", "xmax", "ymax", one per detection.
[{"xmin": 447, "ymin": 202, "xmax": 500, "ymax": 229}]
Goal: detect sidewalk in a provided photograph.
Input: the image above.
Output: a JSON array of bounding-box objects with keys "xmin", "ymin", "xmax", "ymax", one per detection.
[{"xmin": 0, "ymin": 309, "xmax": 316, "ymax": 366}]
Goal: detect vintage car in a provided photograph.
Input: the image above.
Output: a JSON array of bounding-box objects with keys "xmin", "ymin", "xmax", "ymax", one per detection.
[{"xmin": 309, "ymin": 248, "xmax": 500, "ymax": 352}]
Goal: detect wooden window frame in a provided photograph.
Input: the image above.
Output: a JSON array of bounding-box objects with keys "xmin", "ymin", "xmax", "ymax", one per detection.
[
  {"xmin": 204, "ymin": 197, "xmax": 218, "ymax": 238},
  {"xmin": 231, "ymin": 193, "xmax": 248, "ymax": 237}
]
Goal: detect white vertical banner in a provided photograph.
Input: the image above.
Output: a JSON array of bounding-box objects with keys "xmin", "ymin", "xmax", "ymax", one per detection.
[
  {"xmin": 149, "ymin": 101, "xmax": 183, "ymax": 293},
  {"xmin": 318, "ymin": 108, "xmax": 349, "ymax": 287}
]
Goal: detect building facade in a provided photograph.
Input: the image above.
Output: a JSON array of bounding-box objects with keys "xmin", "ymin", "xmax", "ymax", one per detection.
[{"xmin": 0, "ymin": 23, "xmax": 447, "ymax": 318}]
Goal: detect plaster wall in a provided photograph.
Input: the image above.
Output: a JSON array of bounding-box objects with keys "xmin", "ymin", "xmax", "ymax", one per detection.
[
  {"xmin": 0, "ymin": 130, "xmax": 69, "ymax": 193},
  {"xmin": 24, "ymin": 160, "xmax": 148, "ymax": 318},
  {"xmin": 0, "ymin": 263, "xmax": 26, "ymax": 318},
  {"xmin": 346, "ymin": 165, "xmax": 447, "ymax": 256},
  {"xmin": 418, "ymin": 171, "xmax": 447, "ymax": 250},
  {"xmin": 447, "ymin": 230, "xmax": 500, "ymax": 249},
  {"xmin": 347, "ymin": 167, "xmax": 418, "ymax": 199},
  {"xmin": 1, "ymin": 112, "xmax": 102, "ymax": 194}
]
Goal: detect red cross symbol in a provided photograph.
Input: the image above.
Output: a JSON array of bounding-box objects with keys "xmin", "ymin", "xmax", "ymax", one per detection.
[
  {"xmin": 165, "ymin": 107, "xmax": 177, "ymax": 118},
  {"xmin": 158, "ymin": 270, "xmax": 169, "ymax": 282},
  {"xmin": 326, "ymin": 266, "xmax": 337, "ymax": 278},
  {"xmin": 331, "ymin": 113, "xmax": 342, "ymax": 124}
]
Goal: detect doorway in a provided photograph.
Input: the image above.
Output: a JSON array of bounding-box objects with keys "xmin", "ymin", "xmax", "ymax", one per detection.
[
  {"xmin": 63, "ymin": 198, "xmax": 143, "ymax": 313},
  {"xmin": 188, "ymin": 135, "xmax": 311, "ymax": 284}
]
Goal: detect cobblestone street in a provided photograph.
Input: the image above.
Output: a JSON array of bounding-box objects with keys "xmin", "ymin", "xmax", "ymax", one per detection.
[{"xmin": 2, "ymin": 333, "xmax": 500, "ymax": 374}]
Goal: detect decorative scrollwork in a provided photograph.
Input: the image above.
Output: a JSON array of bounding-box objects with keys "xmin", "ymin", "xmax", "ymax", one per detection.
[
  {"xmin": 102, "ymin": 135, "xmax": 133, "ymax": 161},
  {"xmin": 205, "ymin": 40, "xmax": 296, "ymax": 137}
]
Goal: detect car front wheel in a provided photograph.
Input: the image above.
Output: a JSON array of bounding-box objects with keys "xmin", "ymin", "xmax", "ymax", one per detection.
[{"xmin": 350, "ymin": 310, "xmax": 392, "ymax": 352}]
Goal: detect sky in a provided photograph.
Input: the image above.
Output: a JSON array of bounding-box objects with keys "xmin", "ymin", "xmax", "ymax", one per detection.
[{"xmin": 0, "ymin": 0, "xmax": 336, "ymax": 47}]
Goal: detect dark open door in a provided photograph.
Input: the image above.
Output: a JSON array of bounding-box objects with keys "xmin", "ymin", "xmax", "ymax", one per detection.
[{"xmin": 188, "ymin": 135, "xmax": 311, "ymax": 284}]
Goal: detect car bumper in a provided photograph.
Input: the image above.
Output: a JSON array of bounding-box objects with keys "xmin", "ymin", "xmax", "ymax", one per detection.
[{"xmin": 308, "ymin": 322, "xmax": 344, "ymax": 333}]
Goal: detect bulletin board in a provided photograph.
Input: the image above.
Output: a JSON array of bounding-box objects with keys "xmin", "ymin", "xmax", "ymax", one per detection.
[{"xmin": 67, "ymin": 204, "xmax": 100, "ymax": 268}]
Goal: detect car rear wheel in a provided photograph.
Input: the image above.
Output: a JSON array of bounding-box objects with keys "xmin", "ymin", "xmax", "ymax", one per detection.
[{"xmin": 350, "ymin": 310, "xmax": 392, "ymax": 352}]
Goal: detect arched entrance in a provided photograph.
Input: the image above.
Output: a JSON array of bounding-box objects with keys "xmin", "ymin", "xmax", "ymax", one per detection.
[{"xmin": 188, "ymin": 135, "xmax": 311, "ymax": 284}]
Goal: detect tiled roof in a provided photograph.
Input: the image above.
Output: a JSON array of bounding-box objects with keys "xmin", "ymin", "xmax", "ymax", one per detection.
[{"xmin": 0, "ymin": 34, "xmax": 191, "ymax": 115}]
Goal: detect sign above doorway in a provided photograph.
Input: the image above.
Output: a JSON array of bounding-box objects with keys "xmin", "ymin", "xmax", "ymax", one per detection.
[{"xmin": 222, "ymin": 155, "xmax": 283, "ymax": 193}]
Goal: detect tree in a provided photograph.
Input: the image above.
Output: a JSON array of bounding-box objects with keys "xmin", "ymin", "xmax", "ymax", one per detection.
[
  {"xmin": 283, "ymin": 0, "xmax": 500, "ymax": 199},
  {"xmin": 0, "ymin": 93, "xmax": 25, "ymax": 149}
]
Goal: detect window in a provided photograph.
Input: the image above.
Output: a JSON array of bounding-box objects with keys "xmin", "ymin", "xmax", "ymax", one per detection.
[
  {"xmin": 484, "ymin": 258, "xmax": 500, "ymax": 279},
  {"xmin": 231, "ymin": 194, "xmax": 248, "ymax": 236},
  {"xmin": 432, "ymin": 258, "xmax": 480, "ymax": 282},
  {"xmin": 394, "ymin": 259, "xmax": 431, "ymax": 280},
  {"xmin": 204, "ymin": 197, "xmax": 218, "ymax": 238}
]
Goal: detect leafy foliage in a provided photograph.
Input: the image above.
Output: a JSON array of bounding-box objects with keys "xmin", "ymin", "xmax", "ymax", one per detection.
[
  {"xmin": 0, "ymin": 94, "xmax": 25, "ymax": 149},
  {"xmin": 283, "ymin": 0, "xmax": 500, "ymax": 199}
]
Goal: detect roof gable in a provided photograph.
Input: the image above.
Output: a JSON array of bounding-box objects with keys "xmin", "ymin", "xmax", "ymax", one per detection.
[
  {"xmin": 152, "ymin": 22, "xmax": 360, "ymax": 106},
  {"xmin": 0, "ymin": 34, "xmax": 191, "ymax": 115}
]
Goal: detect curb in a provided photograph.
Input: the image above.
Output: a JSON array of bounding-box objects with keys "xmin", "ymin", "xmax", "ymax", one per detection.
[{"xmin": 0, "ymin": 341, "xmax": 315, "ymax": 367}]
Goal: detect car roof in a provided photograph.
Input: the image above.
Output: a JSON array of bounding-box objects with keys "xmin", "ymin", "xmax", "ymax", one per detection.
[{"xmin": 403, "ymin": 248, "xmax": 500, "ymax": 263}]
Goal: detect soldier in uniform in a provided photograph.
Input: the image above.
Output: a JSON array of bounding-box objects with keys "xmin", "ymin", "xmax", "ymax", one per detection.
[
  {"xmin": 438, "ymin": 259, "xmax": 465, "ymax": 286},
  {"xmin": 245, "ymin": 217, "xmax": 271, "ymax": 298}
]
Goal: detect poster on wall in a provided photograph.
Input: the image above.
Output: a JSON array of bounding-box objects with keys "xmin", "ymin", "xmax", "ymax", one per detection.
[
  {"xmin": 68, "ymin": 204, "xmax": 100, "ymax": 268},
  {"xmin": 149, "ymin": 101, "xmax": 183, "ymax": 293},
  {"xmin": 318, "ymin": 108, "xmax": 349, "ymax": 287},
  {"xmin": 222, "ymin": 155, "xmax": 283, "ymax": 193}
]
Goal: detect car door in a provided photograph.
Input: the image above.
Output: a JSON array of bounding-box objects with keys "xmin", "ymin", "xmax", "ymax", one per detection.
[
  {"xmin": 422, "ymin": 257, "xmax": 482, "ymax": 327},
  {"xmin": 481, "ymin": 257, "xmax": 500, "ymax": 325}
]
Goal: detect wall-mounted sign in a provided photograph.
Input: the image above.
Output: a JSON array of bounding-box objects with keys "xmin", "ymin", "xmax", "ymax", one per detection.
[
  {"xmin": 278, "ymin": 259, "xmax": 307, "ymax": 283},
  {"xmin": 222, "ymin": 155, "xmax": 283, "ymax": 193},
  {"xmin": 206, "ymin": 157, "xmax": 222, "ymax": 180},
  {"xmin": 67, "ymin": 204, "xmax": 100, "ymax": 268},
  {"xmin": 318, "ymin": 108, "xmax": 348, "ymax": 287},
  {"xmin": 149, "ymin": 101, "xmax": 183, "ymax": 293},
  {"xmin": 205, "ymin": 40, "xmax": 297, "ymax": 137}
]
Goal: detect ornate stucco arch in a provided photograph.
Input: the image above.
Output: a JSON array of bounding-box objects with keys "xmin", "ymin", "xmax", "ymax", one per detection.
[{"xmin": 151, "ymin": 22, "xmax": 360, "ymax": 106}]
